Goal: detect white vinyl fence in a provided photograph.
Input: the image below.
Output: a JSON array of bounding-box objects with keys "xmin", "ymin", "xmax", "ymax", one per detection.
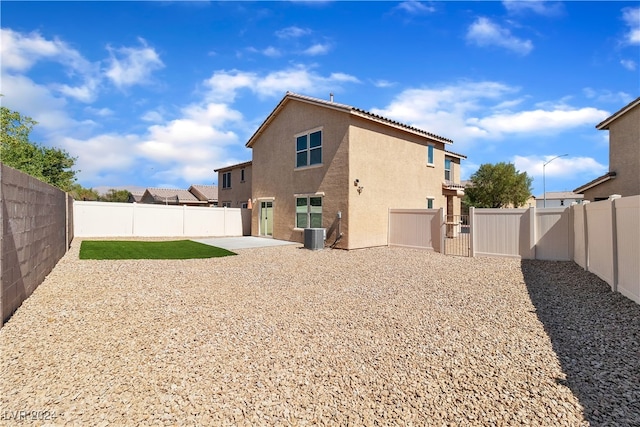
[
  {"xmin": 574, "ymin": 196, "xmax": 639, "ymax": 303},
  {"xmin": 74, "ymin": 201, "xmax": 251, "ymax": 238},
  {"xmin": 388, "ymin": 195, "xmax": 639, "ymax": 304}
]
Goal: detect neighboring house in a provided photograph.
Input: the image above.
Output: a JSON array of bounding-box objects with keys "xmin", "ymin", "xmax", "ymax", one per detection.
[
  {"xmin": 245, "ymin": 92, "xmax": 466, "ymax": 250},
  {"xmin": 574, "ymin": 97, "xmax": 640, "ymax": 201},
  {"xmin": 536, "ymin": 191, "xmax": 583, "ymax": 208},
  {"xmin": 128, "ymin": 190, "xmax": 145, "ymax": 203},
  {"xmin": 140, "ymin": 188, "xmax": 208, "ymax": 206},
  {"xmin": 189, "ymin": 184, "xmax": 219, "ymax": 206},
  {"xmin": 214, "ymin": 161, "xmax": 252, "ymax": 208}
]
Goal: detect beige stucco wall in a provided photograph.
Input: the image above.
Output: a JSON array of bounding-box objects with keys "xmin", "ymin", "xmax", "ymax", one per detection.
[
  {"xmin": 218, "ymin": 164, "xmax": 252, "ymax": 208},
  {"xmin": 606, "ymin": 104, "xmax": 639, "ymax": 197},
  {"xmin": 347, "ymin": 116, "xmax": 457, "ymax": 249},
  {"xmin": 584, "ymin": 104, "xmax": 640, "ymax": 201},
  {"xmin": 250, "ymin": 99, "xmax": 463, "ymax": 250},
  {"xmin": 251, "ymin": 101, "xmax": 351, "ymax": 246}
]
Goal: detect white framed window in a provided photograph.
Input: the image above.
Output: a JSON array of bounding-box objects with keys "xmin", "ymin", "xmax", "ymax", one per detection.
[
  {"xmin": 222, "ymin": 172, "xmax": 231, "ymax": 189},
  {"xmin": 221, "ymin": 201, "xmax": 232, "ymax": 207},
  {"xmin": 427, "ymin": 198, "xmax": 435, "ymax": 209},
  {"xmin": 427, "ymin": 145, "xmax": 434, "ymax": 166},
  {"xmin": 241, "ymin": 202, "xmax": 248, "ymax": 209},
  {"xmin": 444, "ymin": 158, "xmax": 452, "ymax": 181},
  {"xmin": 295, "ymin": 196, "xmax": 322, "ymax": 228},
  {"xmin": 296, "ymin": 129, "xmax": 322, "ymax": 168}
]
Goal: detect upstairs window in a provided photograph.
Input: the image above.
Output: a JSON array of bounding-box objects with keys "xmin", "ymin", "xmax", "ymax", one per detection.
[
  {"xmin": 427, "ymin": 145, "xmax": 434, "ymax": 165},
  {"xmin": 222, "ymin": 172, "xmax": 231, "ymax": 189},
  {"xmin": 241, "ymin": 168, "xmax": 245, "ymax": 183},
  {"xmin": 295, "ymin": 196, "xmax": 322, "ymax": 228},
  {"xmin": 444, "ymin": 158, "xmax": 452, "ymax": 181},
  {"xmin": 296, "ymin": 130, "xmax": 322, "ymax": 168}
]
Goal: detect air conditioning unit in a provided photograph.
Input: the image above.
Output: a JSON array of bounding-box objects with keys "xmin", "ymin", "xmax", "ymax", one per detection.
[{"xmin": 304, "ymin": 228, "xmax": 325, "ymax": 250}]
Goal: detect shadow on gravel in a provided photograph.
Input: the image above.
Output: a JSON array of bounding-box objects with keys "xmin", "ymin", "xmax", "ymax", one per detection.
[{"xmin": 521, "ymin": 260, "xmax": 640, "ymax": 426}]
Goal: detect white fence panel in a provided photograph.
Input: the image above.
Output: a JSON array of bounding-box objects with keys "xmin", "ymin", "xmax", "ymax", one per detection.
[
  {"xmin": 388, "ymin": 209, "xmax": 441, "ymax": 251},
  {"xmin": 134, "ymin": 204, "xmax": 185, "ymax": 237},
  {"xmin": 473, "ymin": 208, "xmax": 533, "ymax": 258},
  {"xmin": 73, "ymin": 201, "xmax": 247, "ymax": 238},
  {"xmin": 73, "ymin": 202, "xmax": 134, "ymax": 237},
  {"xmin": 585, "ymin": 201, "xmax": 615, "ymax": 289},
  {"xmin": 536, "ymin": 208, "xmax": 572, "ymax": 261},
  {"xmin": 614, "ymin": 196, "xmax": 640, "ymax": 304},
  {"xmin": 572, "ymin": 205, "xmax": 587, "ymax": 269}
]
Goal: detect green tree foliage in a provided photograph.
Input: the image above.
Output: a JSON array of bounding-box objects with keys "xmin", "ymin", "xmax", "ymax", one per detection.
[
  {"xmin": 464, "ymin": 162, "xmax": 533, "ymax": 208},
  {"xmin": 1, "ymin": 105, "xmax": 78, "ymax": 191},
  {"xmin": 100, "ymin": 189, "xmax": 131, "ymax": 203},
  {"xmin": 68, "ymin": 184, "xmax": 100, "ymax": 201}
]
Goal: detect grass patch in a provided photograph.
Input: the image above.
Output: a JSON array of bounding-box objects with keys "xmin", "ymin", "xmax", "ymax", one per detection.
[{"xmin": 79, "ymin": 240, "xmax": 236, "ymax": 260}]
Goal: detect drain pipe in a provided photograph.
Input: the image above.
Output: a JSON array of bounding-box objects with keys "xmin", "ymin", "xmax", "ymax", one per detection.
[{"xmin": 330, "ymin": 211, "xmax": 343, "ymax": 248}]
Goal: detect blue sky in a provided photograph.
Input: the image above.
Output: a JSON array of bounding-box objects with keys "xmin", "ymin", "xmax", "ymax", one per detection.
[{"xmin": 1, "ymin": 1, "xmax": 638, "ymax": 196}]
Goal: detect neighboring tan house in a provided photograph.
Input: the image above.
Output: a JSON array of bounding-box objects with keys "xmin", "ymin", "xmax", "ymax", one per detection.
[
  {"xmin": 536, "ymin": 191, "xmax": 583, "ymax": 208},
  {"xmin": 140, "ymin": 188, "xmax": 208, "ymax": 206},
  {"xmin": 574, "ymin": 97, "xmax": 640, "ymax": 201},
  {"xmin": 246, "ymin": 92, "xmax": 465, "ymax": 250},
  {"xmin": 189, "ymin": 184, "xmax": 219, "ymax": 206},
  {"xmin": 214, "ymin": 161, "xmax": 252, "ymax": 208}
]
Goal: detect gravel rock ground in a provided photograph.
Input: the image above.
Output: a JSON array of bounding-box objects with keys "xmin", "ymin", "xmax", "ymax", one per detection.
[{"xmin": 1, "ymin": 239, "xmax": 638, "ymax": 426}]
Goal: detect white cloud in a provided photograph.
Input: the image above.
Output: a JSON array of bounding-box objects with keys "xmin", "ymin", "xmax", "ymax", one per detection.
[
  {"xmin": 513, "ymin": 155, "xmax": 607, "ymax": 179},
  {"xmin": 303, "ymin": 43, "xmax": 331, "ymax": 56},
  {"xmin": 141, "ymin": 110, "xmax": 164, "ymax": 123},
  {"xmin": 466, "ymin": 17, "xmax": 533, "ymax": 55},
  {"xmin": 620, "ymin": 59, "xmax": 637, "ymax": 71},
  {"xmin": 469, "ymin": 107, "xmax": 609, "ymax": 134},
  {"xmin": 502, "ymin": 0, "xmax": 563, "ymax": 17},
  {"xmin": 105, "ymin": 38, "xmax": 164, "ymax": 89},
  {"xmin": 276, "ymin": 26, "xmax": 311, "ymax": 39},
  {"xmin": 582, "ymin": 88, "xmax": 633, "ymax": 104},
  {"xmin": 85, "ymin": 107, "xmax": 114, "ymax": 117},
  {"xmin": 370, "ymin": 81, "xmax": 609, "ymax": 148},
  {"xmin": 1, "ymin": 28, "xmax": 100, "ymax": 103},
  {"xmin": 622, "ymin": 7, "xmax": 640, "ymax": 45},
  {"xmin": 0, "ymin": 28, "xmax": 91, "ymax": 72},
  {"xmin": 204, "ymin": 65, "xmax": 360, "ymax": 101},
  {"xmin": 372, "ymin": 79, "xmax": 396, "ymax": 88},
  {"xmin": 396, "ymin": 1, "xmax": 436, "ymax": 15}
]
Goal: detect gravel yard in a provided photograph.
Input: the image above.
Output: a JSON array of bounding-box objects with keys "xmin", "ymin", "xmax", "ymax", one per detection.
[{"xmin": 1, "ymin": 239, "xmax": 639, "ymax": 426}]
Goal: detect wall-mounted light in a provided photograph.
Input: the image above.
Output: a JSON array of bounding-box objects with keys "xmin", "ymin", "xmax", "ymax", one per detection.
[
  {"xmin": 357, "ymin": 186, "xmax": 364, "ymax": 194},
  {"xmin": 354, "ymin": 179, "xmax": 359, "ymax": 186}
]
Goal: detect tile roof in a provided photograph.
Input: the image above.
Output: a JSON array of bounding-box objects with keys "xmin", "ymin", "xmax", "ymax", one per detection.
[
  {"xmin": 189, "ymin": 184, "xmax": 218, "ymax": 201},
  {"xmin": 143, "ymin": 188, "xmax": 206, "ymax": 204},
  {"xmin": 214, "ymin": 160, "xmax": 252, "ymax": 173},
  {"xmin": 246, "ymin": 92, "xmax": 455, "ymax": 148},
  {"xmin": 535, "ymin": 191, "xmax": 584, "ymax": 200}
]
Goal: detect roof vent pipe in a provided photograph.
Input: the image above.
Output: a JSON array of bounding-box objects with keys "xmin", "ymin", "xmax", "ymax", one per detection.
[{"xmin": 330, "ymin": 93, "xmax": 334, "ymax": 102}]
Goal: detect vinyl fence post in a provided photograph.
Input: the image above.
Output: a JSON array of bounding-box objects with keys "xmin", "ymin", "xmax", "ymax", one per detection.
[
  {"xmin": 469, "ymin": 207, "xmax": 475, "ymax": 257},
  {"xmin": 583, "ymin": 201, "xmax": 590, "ymax": 272},
  {"xmin": 439, "ymin": 207, "xmax": 445, "ymax": 254},
  {"xmin": 610, "ymin": 195, "xmax": 621, "ymax": 292},
  {"xmin": 529, "ymin": 206, "xmax": 536, "ymax": 260}
]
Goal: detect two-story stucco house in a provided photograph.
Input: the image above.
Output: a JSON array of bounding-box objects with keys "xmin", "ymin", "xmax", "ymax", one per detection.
[
  {"xmin": 574, "ymin": 97, "xmax": 640, "ymax": 201},
  {"xmin": 214, "ymin": 161, "xmax": 252, "ymax": 208},
  {"xmin": 245, "ymin": 92, "xmax": 465, "ymax": 250}
]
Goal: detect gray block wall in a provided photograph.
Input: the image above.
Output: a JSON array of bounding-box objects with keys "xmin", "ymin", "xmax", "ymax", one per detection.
[{"xmin": 1, "ymin": 164, "xmax": 73, "ymax": 326}]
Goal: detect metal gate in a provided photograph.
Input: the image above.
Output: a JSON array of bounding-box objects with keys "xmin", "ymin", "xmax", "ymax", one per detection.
[{"xmin": 444, "ymin": 214, "xmax": 470, "ymax": 256}]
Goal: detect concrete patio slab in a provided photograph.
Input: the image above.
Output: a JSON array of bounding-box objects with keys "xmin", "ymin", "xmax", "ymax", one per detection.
[{"xmin": 192, "ymin": 236, "xmax": 300, "ymax": 250}]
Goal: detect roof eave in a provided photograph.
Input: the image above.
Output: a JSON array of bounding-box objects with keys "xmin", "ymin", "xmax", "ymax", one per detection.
[
  {"xmin": 573, "ymin": 172, "xmax": 617, "ymax": 194},
  {"xmin": 595, "ymin": 97, "xmax": 640, "ymax": 130}
]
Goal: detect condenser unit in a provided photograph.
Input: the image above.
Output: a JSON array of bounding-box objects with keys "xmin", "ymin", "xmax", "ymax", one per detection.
[{"xmin": 304, "ymin": 228, "xmax": 325, "ymax": 250}]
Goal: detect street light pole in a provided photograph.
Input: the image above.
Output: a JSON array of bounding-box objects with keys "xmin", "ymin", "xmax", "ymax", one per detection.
[{"xmin": 543, "ymin": 154, "xmax": 568, "ymax": 208}]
